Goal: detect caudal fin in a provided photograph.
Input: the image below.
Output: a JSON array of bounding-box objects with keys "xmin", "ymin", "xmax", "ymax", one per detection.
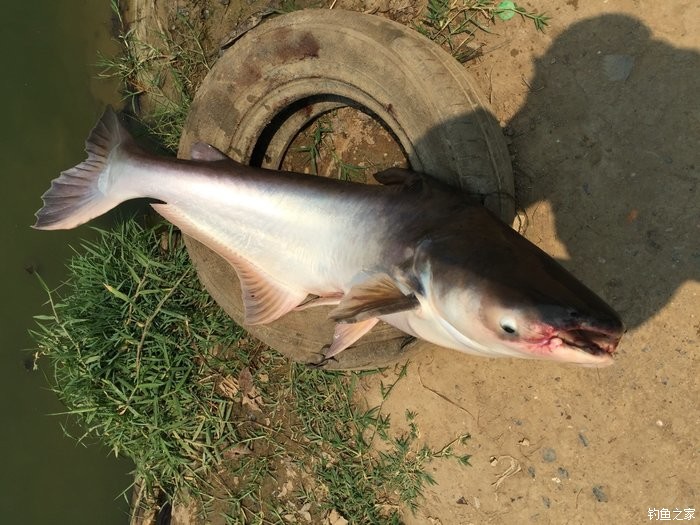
[{"xmin": 33, "ymin": 107, "xmax": 130, "ymax": 230}]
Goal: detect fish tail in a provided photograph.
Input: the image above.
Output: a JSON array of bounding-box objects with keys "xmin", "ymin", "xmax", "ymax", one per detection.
[{"xmin": 33, "ymin": 107, "xmax": 132, "ymax": 230}]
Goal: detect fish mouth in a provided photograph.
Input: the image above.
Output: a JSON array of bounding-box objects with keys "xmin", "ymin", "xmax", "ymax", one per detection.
[
  {"xmin": 557, "ymin": 327, "xmax": 621, "ymax": 356},
  {"xmin": 543, "ymin": 323, "xmax": 623, "ymax": 366}
]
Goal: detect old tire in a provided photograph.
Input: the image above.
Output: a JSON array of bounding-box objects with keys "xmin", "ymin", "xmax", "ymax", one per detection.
[{"xmin": 179, "ymin": 9, "xmax": 513, "ymax": 369}]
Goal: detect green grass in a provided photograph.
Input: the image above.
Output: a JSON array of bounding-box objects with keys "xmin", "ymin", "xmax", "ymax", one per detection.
[
  {"xmin": 291, "ymin": 365, "xmax": 470, "ymax": 521},
  {"xmin": 32, "ymin": 221, "xmax": 471, "ymax": 522},
  {"xmin": 97, "ymin": 0, "xmax": 212, "ymax": 152},
  {"xmin": 416, "ymin": 0, "xmax": 550, "ymax": 62},
  {"xmin": 293, "ymin": 114, "xmax": 370, "ymax": 182},
  {"xmin": 31, "ymin": 224, "xmax": 252, "ymax": 500}
]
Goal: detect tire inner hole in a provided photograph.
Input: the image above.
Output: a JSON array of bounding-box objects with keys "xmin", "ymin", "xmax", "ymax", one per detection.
[{"xmin": 251, "ymin": 98, "xmax": 408, "ymax": 184}]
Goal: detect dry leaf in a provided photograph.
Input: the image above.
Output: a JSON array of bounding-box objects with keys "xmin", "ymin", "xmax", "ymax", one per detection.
[
  {"xmin": 242, "ymin": 392, "xmax": 262, "ymax": 412},
  {"xmin": 238, "ymin": 367, "xmax": 255, "ymax": 395},
  {"xmin": 223, "ymin": 443, "xmax": 251, "ymax": 460},
  {"xmin": 216, "ymin": 375, "xmax": 239, "ymax": 399},
  {"xmin": 325, "ymin": 509, "xmax": 348, "ymax": 525}
]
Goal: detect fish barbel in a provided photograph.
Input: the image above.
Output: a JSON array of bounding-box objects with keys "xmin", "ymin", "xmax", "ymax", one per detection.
[{"xmin": 34, "ymin": 108, "xmax": 624, "ymax": 365}]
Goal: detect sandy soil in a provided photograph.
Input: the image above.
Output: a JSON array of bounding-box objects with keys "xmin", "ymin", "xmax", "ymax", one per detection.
[{"xmin": 128, "ymin": 0, "xmax": 699, "ymax": 523}]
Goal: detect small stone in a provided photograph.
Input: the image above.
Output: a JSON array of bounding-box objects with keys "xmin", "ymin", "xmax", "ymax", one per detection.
[
  {"xmin": 557, "ymin": 467, "xmax": 569, "ymax": 479},
  {"xmin": 542, "ymin": 496, "xmax": 551, "ymax": 508},
  {"xmin": 542, "ymin": 448, "xmax": 557, "ymax": 463},
  {"xmin": 326, "ymin": 510, "xmax": 348, "ymax": 525},
  {"xmin": 527, "ymin": 466, "xmax": 536, "ymax": 478},
  {"xmin": 592, "ymin": 485, "xmax": 608, "ymax": 502},
  {"xmin": 578, "ymin": 432, "xmax": 589, "ymax": 447},
  {"xmin": 602, "ymin": 54, "xmax": 634, "ymax": 81}
]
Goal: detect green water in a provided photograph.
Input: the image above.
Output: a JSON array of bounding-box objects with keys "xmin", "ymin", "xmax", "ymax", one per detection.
[{"xmin": 0, "ymin": 2, "xmax": 132, "ymax": 523}]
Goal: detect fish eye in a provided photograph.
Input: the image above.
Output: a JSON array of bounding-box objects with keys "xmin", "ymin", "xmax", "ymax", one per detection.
[{"xmin": 500, "ymin": 317, "xmax": 518, "ymax": 335}]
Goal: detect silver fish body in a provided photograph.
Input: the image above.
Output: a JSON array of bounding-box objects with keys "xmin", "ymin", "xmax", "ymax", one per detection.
[{"xmin": 34, "ymin": 108, "xmax": 624, "ymax": 365}]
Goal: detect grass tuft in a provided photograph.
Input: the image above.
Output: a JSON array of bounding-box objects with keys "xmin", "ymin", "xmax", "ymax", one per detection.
[
  {"xmin": 415, "ymin": 0, "xmax": 550, "ymax": 62},
  {"xmin": 31, "ymin": 223, "xmax": 250, "ymax": 501},
  {"xmin": 292, "ymin": 114, "xmax": 370, "ymax": 182},
  {"xmin": 97, "ymin": 0, "xmax": 212, "ymax": 152}
]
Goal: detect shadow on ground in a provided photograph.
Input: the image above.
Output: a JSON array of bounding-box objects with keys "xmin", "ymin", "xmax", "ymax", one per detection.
[{"xmin": 501, "ymin": 14, "xmax": 698, "ymax": 331}]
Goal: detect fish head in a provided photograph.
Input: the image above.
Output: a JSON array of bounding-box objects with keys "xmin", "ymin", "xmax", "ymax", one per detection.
[{"xmin": 416, "ymin": 208, "xmax": 625, "ymax": 366}]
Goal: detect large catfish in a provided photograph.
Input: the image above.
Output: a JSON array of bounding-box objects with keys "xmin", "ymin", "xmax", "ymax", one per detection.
[{"xmin": 34, "ymin": 108, "xmax": 624, "ymax": 366}]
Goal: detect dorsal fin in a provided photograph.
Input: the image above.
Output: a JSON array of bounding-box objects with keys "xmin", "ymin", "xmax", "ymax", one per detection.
[
  {"xmin": 373, "ymin": 168, "xmax": 422, "ymax": 187},
  {"xmin": 190, "ymin": 142, "xmax": 232, "ymax": 162}
]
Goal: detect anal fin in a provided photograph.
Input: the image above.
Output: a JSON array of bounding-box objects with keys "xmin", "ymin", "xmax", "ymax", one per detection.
[{"xmin": 151, "ymin": 203, "xmax": 307, "ymax": 325}]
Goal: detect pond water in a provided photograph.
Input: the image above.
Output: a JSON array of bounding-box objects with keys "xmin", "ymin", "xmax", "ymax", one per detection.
[{"xmin": 0, "ymin": 1, "xmax": 132, "ymax": 523}]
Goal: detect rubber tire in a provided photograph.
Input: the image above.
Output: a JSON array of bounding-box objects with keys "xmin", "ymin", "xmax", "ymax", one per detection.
[{"xmin": 179, "ymin": 9, "xmax": 513, "ymax": 369}]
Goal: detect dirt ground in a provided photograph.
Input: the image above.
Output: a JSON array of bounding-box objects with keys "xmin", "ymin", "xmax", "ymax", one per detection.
[{"xmin": 129, "ymin": 0, "xmax": 698, "ymax": 523}]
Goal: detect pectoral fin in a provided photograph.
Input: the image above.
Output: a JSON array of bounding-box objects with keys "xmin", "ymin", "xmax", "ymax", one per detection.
[
  {"xmin": 328, "ymin": 273, "xmax": 419, "ymax": 323},
  {"xmin": 151, "ymin": 203, "xmax": 307, "ymax": 325}
]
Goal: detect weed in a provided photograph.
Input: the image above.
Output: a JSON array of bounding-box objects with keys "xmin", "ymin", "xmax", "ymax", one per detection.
[
  {"xmin": 292, "ymin": 114, "xmax": 370, "ymax": 182},
  {"xmin": 97, "ymin": 0, "xmax": 212, "ymax": 152},
  {"xmin": 32, "ymin": 223, "xmax": 249, "ymax": 500},
  {"xmin": 290, "ymin": 364, "xmax": 471, "ymax": 522},
  {"xmin": 416, "ymin": 0, "xmax": 550, "ymax": 62}
]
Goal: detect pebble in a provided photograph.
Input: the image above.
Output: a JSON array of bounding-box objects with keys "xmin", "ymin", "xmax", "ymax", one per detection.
[
  {"xmin": 578, "ymin": 432, "xmax": 589, "ymax": 447},
  {"xmin": 542, "ymin": 496, "xmax": 551, "ymax": 508},
  {"xmin": 602, "ymin": 54, "xmax": 635, "ymax": 81},
  {"xmin": 592, "ymin": 485, "xmax": 608, "ymax": 502},
  {"xmin": 542, "ymin": 448, "xmax": 557, "ymax": 463},
  {"xmin": 557, "ymin": 467, "xmax": 569, "ymax": 479}
]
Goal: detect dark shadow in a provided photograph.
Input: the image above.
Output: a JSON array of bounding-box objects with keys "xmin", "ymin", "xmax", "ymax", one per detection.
[
  {"xmin": 108, "ymin": 13, "xmax": 697, "ymax": 367},
  {"xmin": 398, "ymin": 13, "xmax": 699, "ymax": 334},
  {"xmin": 236, "ymin": 13, "xmax": 698, "ymax": 344},
  {"xmin": 500, "ymin": 14, "xmax": 699, "ymax": 330}
]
